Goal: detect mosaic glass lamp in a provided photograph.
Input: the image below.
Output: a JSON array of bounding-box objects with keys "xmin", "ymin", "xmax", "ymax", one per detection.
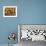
[{"xmin": 8, "ymin": 32, "xmax": 16, "ymax": 46}]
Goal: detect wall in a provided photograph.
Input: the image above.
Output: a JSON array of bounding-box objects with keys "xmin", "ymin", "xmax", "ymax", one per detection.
[{"xmin": 0, "ymin": 0, "xmax": 46, "ymax": 44}]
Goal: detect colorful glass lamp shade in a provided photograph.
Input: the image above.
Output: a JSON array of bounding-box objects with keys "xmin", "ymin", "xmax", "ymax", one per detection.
[
  {"xmin": 8, "ymin": 32, "xmax": 16, "ymax": 46},
  {"xmin": 8, "ymin": 32, "xmax": 16, "ymax": 41}
]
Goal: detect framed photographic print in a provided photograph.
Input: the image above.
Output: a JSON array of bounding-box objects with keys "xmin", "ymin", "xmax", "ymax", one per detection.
[
  {"xmin": 3, "ymin": 6, "xmax": 17, "ymax": 17},
  {"xmin": 18, "ymin": 24, "xmax": 46, "ymax": 42}
]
